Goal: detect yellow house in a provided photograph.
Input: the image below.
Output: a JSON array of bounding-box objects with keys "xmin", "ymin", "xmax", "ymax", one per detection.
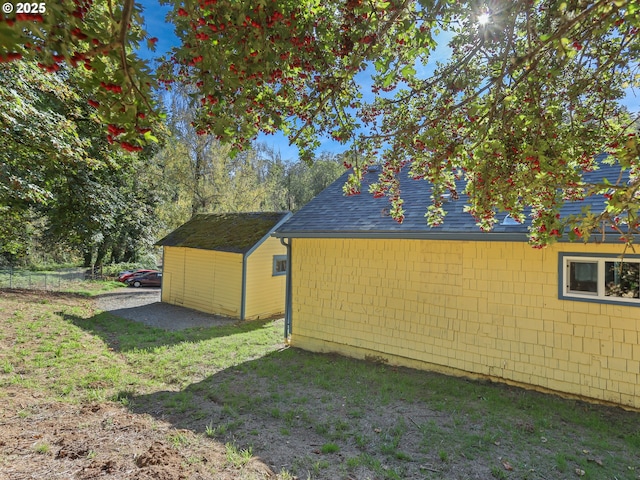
[
  {"xmin": 157, "ymin": 212, "xmax": 291, "ymax": 320},
  {"xmin": 274, "ymin": 165, "xmax": 640, "ymax": 410}
]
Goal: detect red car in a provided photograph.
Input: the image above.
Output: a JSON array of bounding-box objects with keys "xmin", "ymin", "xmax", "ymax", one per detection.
[
  {"xmin": 118, "ymin": 269, "xmax": 157, "ymax": 283},
  {"xmin": 126, "ymin": 271, "xmax": 162, "ymax": 288}
]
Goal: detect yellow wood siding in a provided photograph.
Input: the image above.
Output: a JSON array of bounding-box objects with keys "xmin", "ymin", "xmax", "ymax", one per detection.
[
  {"xmin": 244, "ymin": 236, "xmax": 287, "ymax": 319},
  {"xmin": 161, "ymin": 246, "xmax": 185, "ymax": 305},
  {"xmin": 162, "ymin": 246, "xmax": 242, "ymax": 317},
  {"xmin": 291, "ymin": 238, "xmax": 640, "ymax": 409}
]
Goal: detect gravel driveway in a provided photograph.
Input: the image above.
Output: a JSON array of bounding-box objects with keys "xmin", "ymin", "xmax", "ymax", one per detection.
[{"xmin": 94, "ymin": 287, "xmax": 237, "ymax": 330}]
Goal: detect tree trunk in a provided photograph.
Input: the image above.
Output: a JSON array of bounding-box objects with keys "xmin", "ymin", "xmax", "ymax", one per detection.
[
  {"xmin": 82, "ymin": 248, "xmax": 93, "ymax": 268},
  {"xmin": 95, "ymin": 242, "xmax": 108, "ymax": 268}
]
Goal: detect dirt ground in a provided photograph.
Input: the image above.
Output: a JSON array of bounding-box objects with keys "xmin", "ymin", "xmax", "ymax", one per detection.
[
  {"xmin": 0, "ymin": 290, "xmax": 278, "ymax": 480},
  {"xmin": 0, "ymin": 289, "xmax": 490, "ymax": 480},
  {"xmin": 0, "ymin": 386, "xmax": 275, "ymax": 480}
]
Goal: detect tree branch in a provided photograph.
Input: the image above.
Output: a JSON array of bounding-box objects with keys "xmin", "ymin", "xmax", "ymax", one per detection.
[{"xmin": 288, "ymin": 0, "xmax": 416, "ymax": 147}]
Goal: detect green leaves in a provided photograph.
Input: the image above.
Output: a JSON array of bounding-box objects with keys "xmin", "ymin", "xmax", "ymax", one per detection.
[
  {"xmin": 1, "ymin": 0, "xmax": 639, "ymax": 246},
  {"xmin": 1, "ymin": 62, "xmax": 89, "ymax": 202},
  {"xmin": 0, "ymin": 57, "xmax": 164, "ymax": 264},
  {"xmin": 0, "ymin": 0, "xmax": 158, "ymax": 150},
  {"xmin": 401, "ymin": 65, "xmax": 417, "ymax": 79}
]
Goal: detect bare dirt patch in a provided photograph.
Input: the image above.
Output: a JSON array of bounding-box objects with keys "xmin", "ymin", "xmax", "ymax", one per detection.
[{"xmin": 0, "ymin": 387, "xmax": 273, "ymax": 480}]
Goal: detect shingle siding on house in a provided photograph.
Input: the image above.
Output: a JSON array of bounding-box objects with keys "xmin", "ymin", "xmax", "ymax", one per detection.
[
  {"xmin": 290, "ymin": 237, "xmax": 640, "ymax": 409},
  {"xmin": 275, "ymin": 161, "xmax": 640, "ymax": 408},
  {"xmin": 245, "ymin": 235, "xmax": 287, "ymax": 320},
  {"xmin": 161, "ymin": 246, "xmax": 242, "ymax": 317}
]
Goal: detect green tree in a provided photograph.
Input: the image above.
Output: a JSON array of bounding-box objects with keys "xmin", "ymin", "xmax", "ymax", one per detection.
[
  {"xmin": 41, "ymin": 68, "xmax": 164, "ymax": 267},
  {"xmin": 0, "ymin": 61, "xmax": 92, "ymax": 261},
  {"xmin": 152, "ymin": 88, "xmax": 299, "ymax": 234},
  {"xmin": 2, "ymin": 0, "xmax": 639, "ymax": 245},
  {"xmin": 1, "ymin": 0, "xmax": 158, "ymax": 149},
  {"xmin": 283, "ymin": 153, "xmax": 345, "ymax": 211},
  {"xmin": 162, "ymin": 86, "xmax": 234, "ymax": 218},
  {"xmin": 0, "ymin": 62, "xmax": 91, "ymax": 205},
  {"xmin": 0, "ymin": 60, "xmax": 162, "ymax": 265},
  {"xmin": 44, "ymin": 156, "xmax": 160, "ymax": 267}
]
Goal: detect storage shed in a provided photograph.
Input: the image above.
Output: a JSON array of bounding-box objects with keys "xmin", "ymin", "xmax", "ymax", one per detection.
[
  {"xmin": 157, "ymin": 212, "xmax": 291, "ymax": 320},
  {"xmin": 274, "ymin": 164, "xmax": 640, "ymax": 410}
]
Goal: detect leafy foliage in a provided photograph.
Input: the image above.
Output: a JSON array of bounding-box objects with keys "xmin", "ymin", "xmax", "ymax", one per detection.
[
  {"xmin": 43, "ymin": 157, "xmax": 161, "ymax": 266},
  {"xmin": 283, "ymin": 153, "xmax": 346, "ymax": 211},
  {"xmin": 0, "ymin": 58, "xmax": 341, "ymax": 265},
  {"xmin": 0, "ymin": 0, "xmax": 158, "ymax": 150},
  {"xmin": 0, "ymin": 60, "xmax": 162, "ymax": 265},
  {"xmin": 153, "ymin": 136, "xmax": 344, "ymax": 236},
  {"xmin": 152, "ymin": 89, "xmax": 344, "ymax": 237},
  {"xmin": 0, "ymin": 62, "xmax": 90, "ymax": 205},
  {"xmin": 1, "ymin": 0, "xmax": 639, "ymax": 245},
  {"xmin": 156, "ymin": 0, "xmax": 640, "ymax": 246}
]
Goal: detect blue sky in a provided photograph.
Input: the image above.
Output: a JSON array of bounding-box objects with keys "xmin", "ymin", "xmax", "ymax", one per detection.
[{"xmin": 137, "ymin": 1, "xmax": 176, "ymax": 58}]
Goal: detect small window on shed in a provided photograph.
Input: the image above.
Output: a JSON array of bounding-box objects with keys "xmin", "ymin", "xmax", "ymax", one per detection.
[{"xmin": 273, "ymin": 255, "xmax": 287, "ymax": 276}]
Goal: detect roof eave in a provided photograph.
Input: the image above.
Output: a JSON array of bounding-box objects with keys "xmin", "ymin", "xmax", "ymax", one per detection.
[
  {"xmin": 245, "ymin": 212, "xmax": 293, "ymax": 257},
  {"xmin": 273, "ymin": 230, "xmax": 640, "ymax": 244},
  {"xmin": 273, "ymin": 230, "xmax": 529, "ymax": 242}
]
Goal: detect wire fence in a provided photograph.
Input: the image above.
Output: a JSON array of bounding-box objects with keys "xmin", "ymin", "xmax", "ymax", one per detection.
[{"xmin": 0, "ymin": 267, "xmax": 97, "ymax": 291}]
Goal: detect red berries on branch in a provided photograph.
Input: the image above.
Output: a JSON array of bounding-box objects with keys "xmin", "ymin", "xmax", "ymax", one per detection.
[
  {"xmin": 100, "ymin": 82, "xmax": 123, "ymax": 93},
  {"xmin": 120, "ymin": 141, "xmax": 143, "ymax": 152}
]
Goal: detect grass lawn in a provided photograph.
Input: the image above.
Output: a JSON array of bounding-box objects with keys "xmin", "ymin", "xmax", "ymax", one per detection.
[{"xmin": 0, "ymin": 287, "xmax": 639, "ymax": 479}]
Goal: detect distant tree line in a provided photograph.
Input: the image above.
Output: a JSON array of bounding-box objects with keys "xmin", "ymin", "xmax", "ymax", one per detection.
[{"xmin": 0, "ymin": 61, "xmax": 345, "ymax": 268}]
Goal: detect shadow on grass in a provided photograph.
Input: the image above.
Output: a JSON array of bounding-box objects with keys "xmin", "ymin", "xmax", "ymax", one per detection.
[
  {"xmin": 125, "ymin": 348, "xmax": 640, "ymax": 480},
  {"xmin": 61, "ymin": 310, "xmax": 276, "ymax": 353}
]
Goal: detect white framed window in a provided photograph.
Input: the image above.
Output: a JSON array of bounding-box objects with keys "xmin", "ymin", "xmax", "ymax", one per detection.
[
  {"xmin": 273, "ymin": 255, "xmax": 287, "ymax": 276},
  {"xmin": 560, "ymin": 254, "xmax": 640, "ymax": 305}
]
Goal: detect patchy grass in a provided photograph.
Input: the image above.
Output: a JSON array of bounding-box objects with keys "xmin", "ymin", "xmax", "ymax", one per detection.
[
  {"xmin": 0, "ymin": 267, "xmax": 127, "ymax": 294},
  {"xmin": 1, "ymin": 289, "xmax": 639, "ymax": 480},
  {"xmin": 63, "ymin": 280, "xmax": 127, "ymax": 296}
]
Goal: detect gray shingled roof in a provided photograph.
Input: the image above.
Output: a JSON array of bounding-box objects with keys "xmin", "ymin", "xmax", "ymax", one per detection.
[
  {"xmin": 157, "ymin": 212, "xmax": 291, "ymax": 253},
  {"xmin": 274, "ymin": 160, "xmax": 629, "ymax": 242}
]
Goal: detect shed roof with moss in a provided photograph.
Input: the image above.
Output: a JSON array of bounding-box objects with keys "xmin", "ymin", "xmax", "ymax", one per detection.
[{"xmin": 156, "ymin": 212, "xmax": 291, "ymax": 254}]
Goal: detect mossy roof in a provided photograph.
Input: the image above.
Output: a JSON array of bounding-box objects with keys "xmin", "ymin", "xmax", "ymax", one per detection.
[{"xmin": 156, "ymin": 212, "xmax": 291, "ymax": 253}]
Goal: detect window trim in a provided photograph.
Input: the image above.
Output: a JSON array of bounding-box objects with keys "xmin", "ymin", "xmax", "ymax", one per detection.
[
  {"xmin": 559, "ymin": 253, "xmax": 640, "ymax": 307},
  {"xmin": 273, "ymin": 255, "xmax": 287, "ymax": 276}
]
